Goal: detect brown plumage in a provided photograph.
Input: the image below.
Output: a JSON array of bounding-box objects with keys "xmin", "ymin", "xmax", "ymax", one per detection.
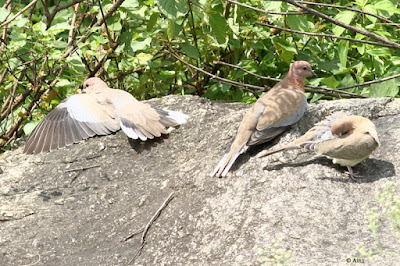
[
  {"xmin": 24, "ymin": 77, "xmax": 188, "ymax": 154},
  {"xmin": 211, "ymin": 61, "xmax": 317, "ymax": 177},
  {"xmin": 258, "ymin": 113, "xmax": 380, "ymax": 179}
]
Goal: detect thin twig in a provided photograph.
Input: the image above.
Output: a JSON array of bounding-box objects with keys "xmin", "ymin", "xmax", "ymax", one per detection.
[
  {"xmin": 98, "ymin": 0, "xmax": 114, "ymax": 44},
  {"xmin": 214, "ymin": 60, "xmax": 280, "ymax": 82},
  {"xmin": 298, "ymin": 1, "xmax": 400, "ymax": 29},
  {"xmin": 336, "ymin": 73, "xmax": 400, "ymax": 90},
  {"xmin": 227, "ymin": 0, "xmax": 307, "ymax": 15},
  {"xmin": 213, "ymin": 60, "xmax": 366, "ymax": 98},
  {"xmin": 165, "ymin": 49, "xmax": 265, "ymax": 93},
  {"xmin": 281, "ymin": 0, "xmax": 400, "ymax": 50},
  {"xmin": 122, "ymin": 227, "xmax": 145, "ymax": 242},
  {"xmin": 255, "ymin": 21, "xmax": 398, "ymax": 49},
  {"xmin": 67, "ymin": 3, "xmax": 80, "ymax": 46},
  {"xmin": 65, "ymin": 164, "xmax": 101, "ymax": 173},
  {"xmin": 127, "ymin": 192, "xmax": 175, "ymax": 265},
  {"xmin": 0, "ymin": 0, "xmax": 39, "ymax": 27}
]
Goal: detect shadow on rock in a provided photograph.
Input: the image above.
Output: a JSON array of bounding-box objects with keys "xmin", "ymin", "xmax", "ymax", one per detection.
[
  {"xmin": 262, "ymin": 157, "xmax": 395, "ymax": 183},
  {"xmin": 128, "ymin": 135, "xmax": 168, "ymax": 154}
]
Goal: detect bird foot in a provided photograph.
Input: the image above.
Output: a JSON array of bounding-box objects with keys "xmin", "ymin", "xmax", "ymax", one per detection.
[{"xmin": 345, "ymin": 166, "xmax": 362, "ymax": 182}]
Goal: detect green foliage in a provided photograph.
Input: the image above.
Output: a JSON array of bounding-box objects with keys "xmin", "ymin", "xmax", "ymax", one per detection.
[
  {"xmin": 1, "ymin": 0, "xmax": 400, "ymax": 150},
  {"xmin": 356, "ymin": 182, "xmax": 400, "ymax": 260},
  {"xmin": 254, "ymin": 241, "xmax": 293, "ymax": 265}
]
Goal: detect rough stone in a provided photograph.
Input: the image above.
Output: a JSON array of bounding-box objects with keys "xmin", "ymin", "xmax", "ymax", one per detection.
[{"xmin": 0, "ymin": 95, "xmax": 399, "ymax": 265}]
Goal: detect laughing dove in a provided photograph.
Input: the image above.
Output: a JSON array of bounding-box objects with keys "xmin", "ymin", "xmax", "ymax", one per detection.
[
  {"xmin": 258, "ymin": 113, "xmax": 380, "ymax": 179},
  {"xmin": 211, "ymin": 61, "xmax": 317, "ymax": 177},
  {"xmin": 24, "ymin": 77, "xmax": 189, "ymax": 154}
]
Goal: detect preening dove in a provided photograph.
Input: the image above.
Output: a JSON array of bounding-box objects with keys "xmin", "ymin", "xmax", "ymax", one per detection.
[
  {"xmin": 211, "ymin": 61, "xmax": 317, "ymax": 177},
  {"xmin": 24, "ymin": 77, "xmax": 189, "ymax": 154},
  {"xmin": 258, "ymin": 113, "xmax": 380, "ymax": 179}
]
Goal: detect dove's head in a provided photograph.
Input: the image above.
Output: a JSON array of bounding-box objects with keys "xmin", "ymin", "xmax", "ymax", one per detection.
[
  {"xmin": 290, "ymin": 61, "xmax": 317, "ymax": 79},
  {"xmin": 82, "ymin": 77, "xmax": 108, "ymax": 93}
]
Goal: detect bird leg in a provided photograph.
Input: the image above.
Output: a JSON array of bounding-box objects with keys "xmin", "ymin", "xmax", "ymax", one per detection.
[{"xmin": 345, "ymin": 166, "xmax": 362, "ymax": 181}]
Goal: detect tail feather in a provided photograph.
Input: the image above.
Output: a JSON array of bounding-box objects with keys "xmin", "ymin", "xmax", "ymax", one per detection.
[
  {"xmin": 211, "ymin": 143, "xmax": 246, "ymax": 178},
  {"xmin": 157, "ymin": 109, "xmax": 189, "ymax": 126}
]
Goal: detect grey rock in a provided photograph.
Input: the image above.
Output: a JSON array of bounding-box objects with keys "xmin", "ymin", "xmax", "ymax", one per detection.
[{"xmin": 0, "ymin": 95, "xmax": 399, "ymax": 265}]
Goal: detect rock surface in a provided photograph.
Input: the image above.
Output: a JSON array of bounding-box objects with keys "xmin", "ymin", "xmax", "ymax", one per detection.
[{"xmin": 0, "ymin": 95, "xmax": 399, "ymax": 265}]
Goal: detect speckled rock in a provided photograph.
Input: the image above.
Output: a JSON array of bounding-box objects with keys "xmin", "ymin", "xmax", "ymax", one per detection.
[{"xmin": 0, "ymin": 95, "xmax": 399, "ymax": 265}]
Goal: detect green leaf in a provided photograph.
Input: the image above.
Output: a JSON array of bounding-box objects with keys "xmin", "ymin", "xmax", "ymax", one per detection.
[
  {"xmin": 108, "ymin": 20, "xmax": 122, "ymax": 31},
  {"xmin": 147, "ymin": 12, "xmax": 159, "ymax": 31},
  {"xmin": 11, "ymin": 17, "xmax": 29, "ymax": 28},
  {"xmin": 287, "ymin": 15, "xmax": 309, "ymax": 32},
  {"xmin": 120, "ymin": 0, "xmax": 139, "ymax": 9},
  {"xmin": 136, "ymin": 53, "xmax": 153, "ymax": 63},
  {"xmin": 272, "ymin": 38, "xmax": 297, "ymax": 64},
  {"xmin": 332, "ymin": 11, "xmax": 356, "ymax": 36},
  {"xmin": 48, "ymin": 22, "xmax": 70, "ymax": 34},
  {"xmin": 369, "ymin": 79, "xmax": 399, "ymax": 97},
  {"xmin": 156, "ymin": 0, "xmax": 188, "ymax": 19},
  {"xmin": 366, "ymin": 48, "xmax": 391, "ymax": 57},
  {"xmin": 363, "ymin": 4, "xmax": 378, "ymax": 23},
  {"xmin": 181, "ymin": 44, "xmax": 199, "ymax": 59},
  {"xmin": 373, "ymin": 0, "xmax": 400, "ymax": 14},
  {"xmin": 33, "ymin": 21, "xmax": 46, "ymax": 34},
  {"xmin": 338, "ymin": 40, "xmax": 349, "ymax": 67},
  {"xmin": 321, "ymin": 76, "xmax": 340, "ymax": 88},
  {"xmin": 340, "ymin": 74, "xmax": 356, "ymax": 87},
  {"xmin": 23, "ymin": 121, "xmax": 40, "ymax": 136},
  {"xmin": 130, "ymin": 37, "xmax": 151, "ymax": 51},
  {"xmin": 0, "ymin": 7, "xmax": 9, "ymax": 21},
  {"xmin": 167, "ymin": 19, "xmax": 176, "ymax": 40},
  {"xmin": 209, "ymin": 11, "xmax": 227, "ymax": 44}
]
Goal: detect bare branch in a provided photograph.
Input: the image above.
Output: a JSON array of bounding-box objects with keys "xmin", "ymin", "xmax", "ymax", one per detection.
[
  {"xmin": 336, "ymin": 73, "xmax": 400, "ymax": 91},
  {"xmin": 67, "ymin": 4, "xmax": 80, "ymax": 46},
  {"xmin": 213, "ymin": 60, "xmax": 367, "ymax": 98},
  {"xmin": 227, "ymin": 0, "xmax": 307, "ymax": 15},
  {"xmin": 255, "ymin": 22, "xmax": 397, "ymax": 49},
  {"xmin": 0, "ymin": 0, "xmax": 39, "ymax": 28},
  {"xmin": 280, "ymin": 0, "xmax": 400, "ymax": 50},
  {"xmin": 165, "ymin": 49, "xmax": 265, "ymax": 93},
  {"xmin": 298, "ymin": 1, "xmax": 400, "ymax": 29},
  {"xmin": 127, "ymin": 192, "xmax": 175, "ymax": 264},
  {"xmin": 0, "ymin": 0, "xmax": 38, "ymax": 28}
]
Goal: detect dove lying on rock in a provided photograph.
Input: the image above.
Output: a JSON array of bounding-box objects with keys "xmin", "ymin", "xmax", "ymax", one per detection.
[
  {"xmin": 258, "ymin": 113, "xmax": 380, "ymax": 180},
  {"xmin": 24, "ymin": 77, "xmax": 189, "ymax": 154},
  {"xmin": 211, "ymin": 61, "xmax": 317, "ymax": 177}
]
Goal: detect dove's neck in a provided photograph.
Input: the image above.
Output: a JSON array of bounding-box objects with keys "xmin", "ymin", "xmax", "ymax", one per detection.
[{"xmin": 282, "ymin": 70, "xmax": 305, "ymax": 92}]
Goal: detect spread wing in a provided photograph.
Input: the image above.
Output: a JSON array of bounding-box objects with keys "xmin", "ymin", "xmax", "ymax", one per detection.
[{"xmin": 24, "ymin": 94, "xmax": 120, "ymax": 154}]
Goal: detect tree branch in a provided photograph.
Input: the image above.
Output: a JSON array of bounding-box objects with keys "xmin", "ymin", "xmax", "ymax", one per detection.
[
  {"xmin": 213, "ymin": 61, "xmax": 367, "ymax": 98},
  {"xmin": 165, "ymin": 48, "xmax": 265, "ymax": 93},
  {"xmin": 298, "ymin": 1, "xmax": 400, "ymax": 29},
  {"xmin": 254, "ymin": 22, "xmax": 397, "ymax": 49},
  {"xmin": 226, "ymin": 0, "xmax": 307, "ymax": 15},
  {"xmin": 280, "ymin": 0, "xmax": 400, "ymax": 50},
  {"xmin": 0, "ymin": 0, "xmax": 39, "ymax": 28}
]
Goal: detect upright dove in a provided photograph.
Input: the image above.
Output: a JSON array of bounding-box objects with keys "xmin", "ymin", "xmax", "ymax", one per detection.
[
  {"xmin": 258, "ymin": 113, "xmax": 380, "ymax": 179},
  {"xmin": 211, "ymin": 61, "xmax": 317, "ymax": 177},
  {"xmin": 24, "ymin": 77, "xmax": 188, "ymax": 154}
]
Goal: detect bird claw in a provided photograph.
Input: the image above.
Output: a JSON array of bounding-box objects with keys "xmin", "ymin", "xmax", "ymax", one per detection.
[{"xmin": 345, "ymin": 166, "xmax": 362, "ymax": 182}]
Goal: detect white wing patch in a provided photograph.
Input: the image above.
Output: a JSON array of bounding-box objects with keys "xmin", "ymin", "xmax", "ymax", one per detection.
[{"xmin": 66, "ymin": 95, "xmax": 101, "ymax": 123}]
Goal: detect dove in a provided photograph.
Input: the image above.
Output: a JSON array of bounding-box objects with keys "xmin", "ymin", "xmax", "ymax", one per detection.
[
  {"xmin": 23, "ymin": 77, "xmax": 189, "ymax": 154},
  {"xmin": 258, "ymin": 113, "xmax": 380, "ymax": 179},
  {"xmin": 211, "ymin": 61, "xmax": 317, "ymax": 177}
]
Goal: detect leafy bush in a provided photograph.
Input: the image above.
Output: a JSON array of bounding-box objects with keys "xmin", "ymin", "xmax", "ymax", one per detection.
[{"xmin": 1, "ymin": 0, "xmax": 400, "ymax": 151}]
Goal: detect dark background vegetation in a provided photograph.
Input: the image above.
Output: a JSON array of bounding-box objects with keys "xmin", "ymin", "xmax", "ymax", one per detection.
[{"xmin": 1, "ymin": 0, "xmax": 400, "ymax": 151}]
